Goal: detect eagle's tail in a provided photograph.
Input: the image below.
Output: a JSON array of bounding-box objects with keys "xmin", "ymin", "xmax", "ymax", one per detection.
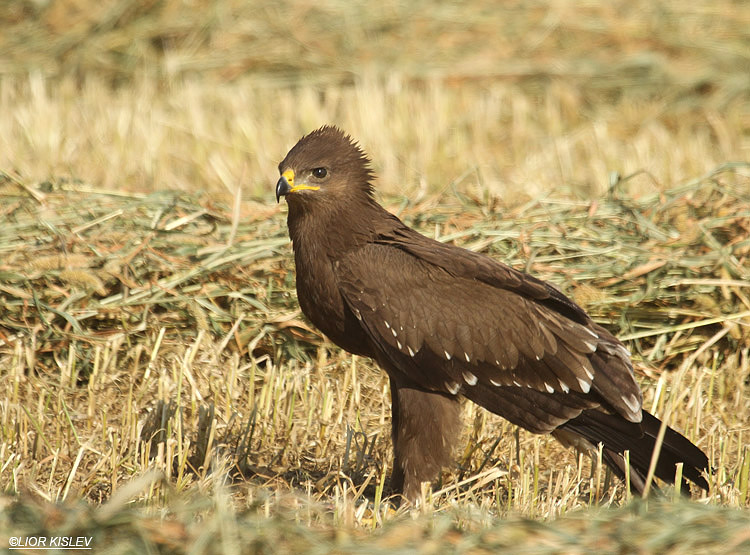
[{"xmin": 557, "ymin": 409, "xmax": 709, "ymax": 494}]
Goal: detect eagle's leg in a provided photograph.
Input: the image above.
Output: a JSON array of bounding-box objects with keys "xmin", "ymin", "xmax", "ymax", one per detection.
[{"xmin": 389, "ymin": 380, "xmax": 462, "ymax": 502}]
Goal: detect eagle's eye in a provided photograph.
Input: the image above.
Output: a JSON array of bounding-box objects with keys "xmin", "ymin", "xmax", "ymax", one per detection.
[{"xmin": 312, "ymin": 167, "xmax": 327, "ymax": 179}]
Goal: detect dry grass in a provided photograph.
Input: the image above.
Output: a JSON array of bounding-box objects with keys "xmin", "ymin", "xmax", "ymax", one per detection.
[
  {"xmin": 1, "ymin": 1, "xmax": 748, "ymax": 202},
  {"xmin": 1, "ymin": 0, "xmax": 750, "ymax": 551},
  {"xmin": 2, "ymin": 73, "xmax": 747, "ymax": 205},
  {"xmin": 3, "ymin": 492, "xmax": 750, "ymax": 553}
]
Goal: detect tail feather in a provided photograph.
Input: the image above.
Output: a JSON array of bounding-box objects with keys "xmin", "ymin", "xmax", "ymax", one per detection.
[{"xmin": 559, "ymin": 409, "xmax": 709, "ymax": 494}]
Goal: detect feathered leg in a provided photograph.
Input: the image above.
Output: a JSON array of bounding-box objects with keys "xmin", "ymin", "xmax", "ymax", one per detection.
[{"xmin": 389, "ymin": 380, "xmax": 462, "ymax": 502}]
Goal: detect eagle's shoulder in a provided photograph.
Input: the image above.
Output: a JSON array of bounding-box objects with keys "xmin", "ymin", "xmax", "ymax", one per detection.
[{"xmin": 371, "ymin": 225, "xmax": 589, "ymax": 324}]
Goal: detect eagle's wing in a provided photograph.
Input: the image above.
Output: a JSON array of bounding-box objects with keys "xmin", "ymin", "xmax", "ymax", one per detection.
[{"xmin": 337, "ymin": 240, "xmax": 643, "ymax": 433}]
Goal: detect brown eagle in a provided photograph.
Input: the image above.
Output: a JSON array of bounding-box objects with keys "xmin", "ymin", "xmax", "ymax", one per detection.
[{"xmin": 275, "ymin": 125, "xmax": 709, "ymax": 501}]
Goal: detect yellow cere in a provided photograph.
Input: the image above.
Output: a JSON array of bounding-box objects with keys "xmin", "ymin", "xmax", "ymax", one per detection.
[{"xmin": 282, "ymin": 169, "xmax": 295, "ymax": 186}]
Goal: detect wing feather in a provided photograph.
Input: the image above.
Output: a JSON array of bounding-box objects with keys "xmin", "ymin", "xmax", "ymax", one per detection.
[{"xmin": 337, "ymin": 241, "xmax": 642, "ymax": 426}]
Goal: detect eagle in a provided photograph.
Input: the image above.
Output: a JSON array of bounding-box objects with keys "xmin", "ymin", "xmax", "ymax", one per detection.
[{"xmin": 274, "ymin": 125, "xmax": 709, "ymax": 502}]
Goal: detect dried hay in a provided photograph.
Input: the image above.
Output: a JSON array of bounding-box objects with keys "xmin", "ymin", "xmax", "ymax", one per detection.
[{"xmin": 2, "ymin": 163, "xmax": 748, "ymax": 375}]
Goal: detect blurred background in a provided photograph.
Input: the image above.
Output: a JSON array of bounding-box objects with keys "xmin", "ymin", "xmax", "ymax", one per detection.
[{"xmin": 1, "ymin": 0, "xmax": 748, "ymax": 201}]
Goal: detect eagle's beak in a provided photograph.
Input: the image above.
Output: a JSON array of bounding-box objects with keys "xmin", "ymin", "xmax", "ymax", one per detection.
[{"xmin": 275, "ymin": 174, "xmax": 291, "ymax": 203}]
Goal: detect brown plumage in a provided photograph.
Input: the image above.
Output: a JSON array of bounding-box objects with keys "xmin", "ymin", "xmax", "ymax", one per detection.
[{"xmin": 275, "ymin": 125, "xmax": 709, "ymax": 501}]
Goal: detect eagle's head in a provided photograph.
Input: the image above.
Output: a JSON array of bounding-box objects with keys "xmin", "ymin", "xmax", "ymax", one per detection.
[{"xmin": 275, "ymin": 125, "xmax": 375, "ymax": 206}]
